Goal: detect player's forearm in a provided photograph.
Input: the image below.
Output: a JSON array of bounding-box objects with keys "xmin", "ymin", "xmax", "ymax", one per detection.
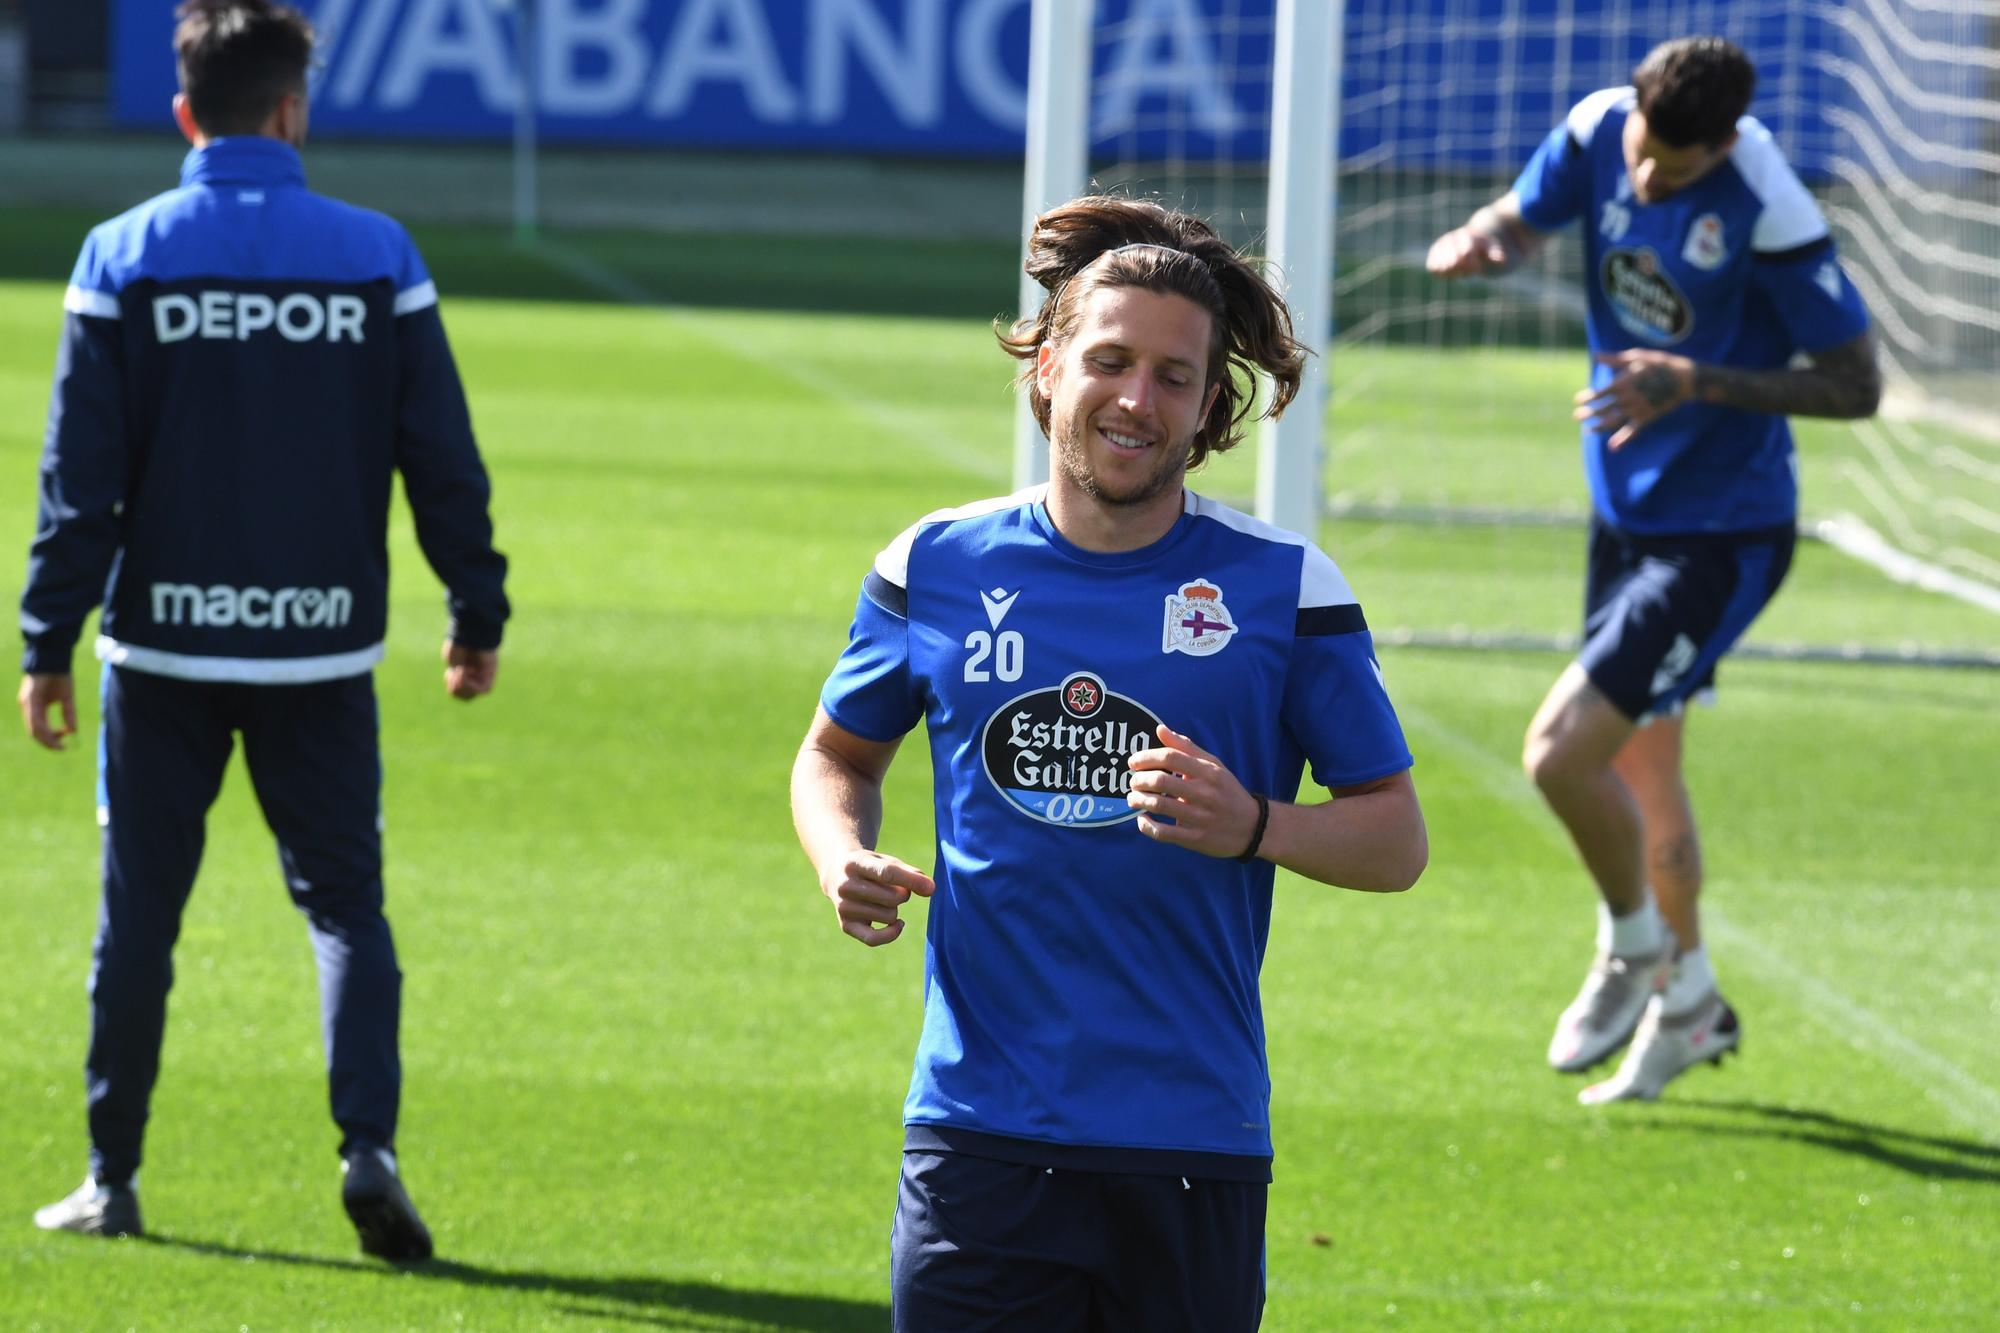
[
  {"xmin": 1463, "ymin": 201, "xmax": 1544, "ymax": 275},
  {"xmin": 789, "ymin": 742, "xmax": 887, "ymax": 874},
  {"xmin": 1691, "ymin": 332, "xmax": 1882, "ymax": 421},
  {"xmin": 1257, "ymin": 775, "xmax": 1427, "ymax": 893}
]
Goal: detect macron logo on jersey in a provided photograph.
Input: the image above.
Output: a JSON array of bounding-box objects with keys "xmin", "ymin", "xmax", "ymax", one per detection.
[
  {"xmin": 151, "ymin": 582, "xmax": 354, "ymax": 630},
  {"xmin": 980, "ymin": 587, "xmax": 1020, "ymax": 629},
  {"xmin": 153, "ymin": 291, "xmax": 368, "ymax": 344}
]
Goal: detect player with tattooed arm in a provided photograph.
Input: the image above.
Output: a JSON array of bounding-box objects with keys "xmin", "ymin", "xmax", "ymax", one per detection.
[{"xmin": 1428, "ymin": 36, "xmax": 1880, "ymax": 1103}]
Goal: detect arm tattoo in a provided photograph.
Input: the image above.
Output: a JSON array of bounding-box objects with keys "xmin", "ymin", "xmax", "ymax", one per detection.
[
  {"xmin": 1633, "ymin": 365, "xmax": 1682, "ymax": 410},
  {"xmin": 1467, "ymin": 201, "xmax": 1541, "ymax": 273},
  {"xmin": 1691, "ymin": 331, "xmax": 1882, "ymax": 420}
]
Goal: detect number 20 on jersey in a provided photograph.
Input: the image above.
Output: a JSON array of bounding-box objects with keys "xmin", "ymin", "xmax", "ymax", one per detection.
[{"xmin": 964, "ymin": 631, "xmax": 1024, "ymax": 683}]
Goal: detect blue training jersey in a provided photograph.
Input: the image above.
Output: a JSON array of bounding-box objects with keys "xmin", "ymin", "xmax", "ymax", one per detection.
[
  {"xmin": 820, "ymin": 487, "xmax": 1413, "ymax": 1179},
  {"xmin": 1512, "ymin": 88, "xmax": 1873, "ymax": 535},
  {"xmin": 20, "ymin": 137, "xmax": 508, "ymax": 681}
]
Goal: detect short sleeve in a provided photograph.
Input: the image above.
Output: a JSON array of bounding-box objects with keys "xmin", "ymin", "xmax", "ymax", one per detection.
[
  {"xmin": 1740, "ymin": 121, "xmax": 1829, "ymax": 255},
  {"xmin": 1748, "ymin": 239, "xmax": 1871, "ymax": 354},
  {"xmin": 819, "ymin": 569, "xmax": 922, "ymax": 743},
  {"xmin": 1280, "ymin": 547, "xmax": 1413, "ymax": 789},
  {"xmin": 1730, "ymin": 121, "xmax": 1870, "ymax": 352},
  {"xmin": 1513, "ymin": 123, "xmax": 1592, "ymax": 234}
]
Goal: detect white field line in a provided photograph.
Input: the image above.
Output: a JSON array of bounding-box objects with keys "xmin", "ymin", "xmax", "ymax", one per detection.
[
  {"xmin": 1813, "ymin": 512, "xmax": 2000, "ymax": 615},
  {"xmin": 531, "ymin": 240, "xmax": 1009, "ymax": 484},
  {"xmin": 1703, "ymin": 916, "xmax": 2000, "ymax": 1137},
  {"xmin": 1394, "ymin": 699, "xmax": 2000, "ymax": 1141}
]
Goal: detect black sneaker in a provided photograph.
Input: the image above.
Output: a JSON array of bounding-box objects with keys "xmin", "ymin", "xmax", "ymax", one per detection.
[
  {"xmin": 341, "ymin": 1148, "xmax": 434, "ymax": 1262},
  {"xmin": 33, "ymin": 1177, "xmax": 142, "ymax": 1238}
]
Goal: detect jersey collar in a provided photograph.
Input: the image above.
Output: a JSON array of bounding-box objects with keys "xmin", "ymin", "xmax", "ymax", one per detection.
[
  {"xmin": 1031, "ymin": 487, "xmax": 1197, "ymax": 567},
  {"xmin": 180, "ymin": 137, "xmax": 307, "ymax": 190}
]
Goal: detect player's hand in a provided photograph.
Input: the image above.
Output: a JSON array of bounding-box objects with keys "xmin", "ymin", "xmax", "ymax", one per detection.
[
  {"xmin": 17, "ymin": 676, "xmax": 77, "ymax": 748},
  {"xmin": 819, "ymin": 851, "xmax": 935, "ymax": 947},
  {"xmin": 18, "ymin": 673, "xmax": 77, "ymax": 751},
  {"xmin": 1575, "ymin": 349, "xmax": 1698, "ymax": 450},
  {"xmin": 442, "ymin": 640, "xmax": 498, "ymax": 700},
  {"xmin": 1127, "ymin": 724, "xmax": 1262, "ymax": 858},
  {"xmin": 1426, "ymin": 226, "xmax": 1509, "ymax": 278}
]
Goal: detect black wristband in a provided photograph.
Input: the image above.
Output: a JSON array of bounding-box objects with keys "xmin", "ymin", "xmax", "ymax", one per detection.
[{"xmin": 1235, "ymin": 793, "xmax": 1270, "ymax": 863}]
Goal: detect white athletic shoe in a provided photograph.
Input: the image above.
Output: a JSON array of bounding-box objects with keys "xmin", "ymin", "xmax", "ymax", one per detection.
[
  {"xmin": 1579, "ymin": 991, "xmax": 1741, "ymax": 1105},
  {"xmin": 1546, "ymin": 936, "xmax": 1676, "ymax": 1073},
  {"xmin": 33, "ymin": 1177, "xmax": 141, "ymax": 1237}
]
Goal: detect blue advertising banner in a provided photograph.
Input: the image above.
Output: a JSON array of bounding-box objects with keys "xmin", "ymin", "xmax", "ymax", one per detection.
[
  {"xmin": 111, "ymin": 0, "xmax": 1864, "ymax": 175},
  {"xmin": 113, "ymin": 0, "xmax": 1278, "ymax": 158}
]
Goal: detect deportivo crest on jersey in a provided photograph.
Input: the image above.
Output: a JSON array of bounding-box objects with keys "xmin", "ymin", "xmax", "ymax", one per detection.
[
  {"xmin": 1162, "ymin": 579, "xmax": 1237, "ymax": 657},
  {"xmin": 980, "ymin": 672, "xmax": 1162, "ymax": 827},
  {"xmin": 1682, "ymin": 214, "xmax": 1727, "ymax": 271},
  {"xmin": 1601, "ymin": 247, "xmax": 1693, "ymax": 342}
]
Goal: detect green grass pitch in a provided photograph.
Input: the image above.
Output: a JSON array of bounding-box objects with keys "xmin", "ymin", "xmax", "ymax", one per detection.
[{"xmin": 1, "ymin": 207, "xmax": 1995, "ymax": 1330}]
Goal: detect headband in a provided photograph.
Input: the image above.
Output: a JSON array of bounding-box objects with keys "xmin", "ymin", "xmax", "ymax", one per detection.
[{"xmin": 1105, "ymin": 241, "xmax": 1187, "ymax": 260}]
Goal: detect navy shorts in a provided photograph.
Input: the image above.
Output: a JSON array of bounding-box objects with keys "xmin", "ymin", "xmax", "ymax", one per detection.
[
  {"xmin": 891, "ymin": 1150, "xmax": 1266, "ymax": 1332},
  {"xmin": 1579, "ymin": 517, "xmax": 1795, "ymax": 720}
]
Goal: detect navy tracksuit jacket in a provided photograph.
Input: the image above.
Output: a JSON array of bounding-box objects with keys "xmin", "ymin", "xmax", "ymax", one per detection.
[{"xmin": 18, "ymin": 136, "xmax": 509, "ymax": 1180}]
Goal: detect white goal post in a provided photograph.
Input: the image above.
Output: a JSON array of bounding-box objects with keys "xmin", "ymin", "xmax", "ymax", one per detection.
[
  {"xmin": 1013, "ymin": 0, "xmax": 1094, "ymax": 491},
  {"xmin": 1012, "ymin": 0, "xmax": 1339, "ymax": 541}
]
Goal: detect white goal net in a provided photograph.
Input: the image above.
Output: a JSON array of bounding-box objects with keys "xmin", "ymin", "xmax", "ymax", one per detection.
[{"xmin": 1070, "ymin": 0, "xmax": 2000, "ymax": 664}]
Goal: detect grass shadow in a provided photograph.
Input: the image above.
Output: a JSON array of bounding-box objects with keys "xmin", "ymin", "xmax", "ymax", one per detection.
[
  {"xmin": 137, "ymin": 1234, "xmax": 889, "ymax": 1331},
  {"xmin": 1657, "ymin": 1098, "xmax": 2000, "ymax": 1183}
]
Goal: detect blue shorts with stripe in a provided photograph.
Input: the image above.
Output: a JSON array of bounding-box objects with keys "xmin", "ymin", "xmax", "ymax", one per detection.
[{"xmin": 1578, "ymin": 517, "xmax": 1796, "ymax": 720}]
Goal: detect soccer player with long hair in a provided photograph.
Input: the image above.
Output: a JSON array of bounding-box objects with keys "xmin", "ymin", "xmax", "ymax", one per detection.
[{"xmin": 792, "ymin": 195, "xmax": 1426, "ymax": 1328}]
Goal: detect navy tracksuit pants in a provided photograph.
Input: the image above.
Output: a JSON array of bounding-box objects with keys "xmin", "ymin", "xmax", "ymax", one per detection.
[{"xmin": 88, "ymin": 665, "xmax": 402, "ymax": 1185}]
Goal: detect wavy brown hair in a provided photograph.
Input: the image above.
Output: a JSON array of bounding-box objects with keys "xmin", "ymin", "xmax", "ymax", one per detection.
[{"xmin": 996, "ymin": 195, "xmax": 1306, "ymax": 470}]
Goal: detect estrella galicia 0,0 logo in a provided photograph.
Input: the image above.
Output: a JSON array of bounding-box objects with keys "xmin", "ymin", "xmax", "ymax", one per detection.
[{"xmin": 980, "ymin": 672, "xmax": 1163, "ymax": 827}]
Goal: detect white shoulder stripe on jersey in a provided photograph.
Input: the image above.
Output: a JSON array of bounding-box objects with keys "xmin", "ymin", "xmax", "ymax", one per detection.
[
  {"xmin": 873, "ymin": 484, "xmax": 1046, "ymax": 587},
  {"xmin": 1184, "ymin": 492, "xmax": 1359, "ymax": 609},
  {"xmin": 1296, "ymin": 542, "xmax": 1360, "ymax": 610},
  {"xmin": 1566, "ymin": 87, "xmax": 1633, "ymax": 149},
  {"xmin": 393, "ymin": 280, "xmax": 439, "ymax": 316},
  {"xmin": 97, "ymin": 636, "xmax": 385, "ymax": 684},
  {"xmin": 64, "ymin": 285, "xmax": 121, "ymax": 319},
  {"xmin": 1733, "ymin": 118, "xmax": 1829, "ymax": 253}
]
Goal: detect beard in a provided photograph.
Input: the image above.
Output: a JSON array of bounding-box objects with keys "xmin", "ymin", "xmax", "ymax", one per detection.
[{"xmin": 1051, "ymin": 415, "xmax": 1192, "ymax": 509}]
